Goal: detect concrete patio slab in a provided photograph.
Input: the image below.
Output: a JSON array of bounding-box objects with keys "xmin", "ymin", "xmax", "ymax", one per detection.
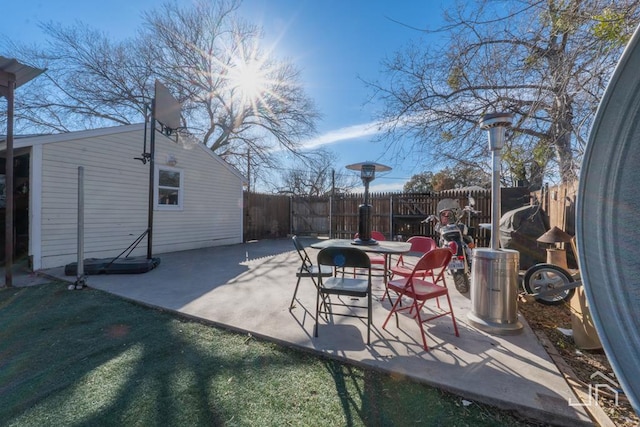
[{"xmin": 34, "ymin": 237, "xmax": 592, "ymax": 426}]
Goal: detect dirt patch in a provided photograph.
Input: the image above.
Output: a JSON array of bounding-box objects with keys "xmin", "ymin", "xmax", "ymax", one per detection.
[{"xmin": 518, "ymin": 295, "xmax": 639, "ymax": 426}]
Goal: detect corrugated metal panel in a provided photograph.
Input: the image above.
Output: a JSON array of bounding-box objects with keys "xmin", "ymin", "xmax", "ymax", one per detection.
[{"xmin": 0, "ymin": 56, "xmax": 45, "ymax": 89}]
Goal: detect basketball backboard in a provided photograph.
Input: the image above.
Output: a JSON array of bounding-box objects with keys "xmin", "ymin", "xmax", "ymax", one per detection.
[{"xmin": 154, "ymin": 80, "xmax": 181, "ymax": 131}]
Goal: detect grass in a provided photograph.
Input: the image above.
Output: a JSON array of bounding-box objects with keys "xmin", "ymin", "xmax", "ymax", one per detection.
[{"xmin": 0, "ymin": 282, "xmax": 540, "ymax": 426}]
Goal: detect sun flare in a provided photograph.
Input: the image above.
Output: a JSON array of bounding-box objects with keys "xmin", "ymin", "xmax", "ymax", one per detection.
[
  {"xmin": 223, "ymin": 37, "xmax": 283, "ymax": 117},
  {"xmin": 206, "ymin": 32, "xmax": 294, "ymax": 123},
  {"xmin": 232, "ymin": 60, "xmax": 266, "ymax": 103}
]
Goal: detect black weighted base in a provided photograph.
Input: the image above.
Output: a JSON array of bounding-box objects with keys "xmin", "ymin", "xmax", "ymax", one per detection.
[{"xmin": 65, "ymin": 256, "xmax": 160, "ymax": 275}]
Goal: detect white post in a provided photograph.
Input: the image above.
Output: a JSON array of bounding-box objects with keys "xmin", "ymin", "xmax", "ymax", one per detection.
[{"xmin": 73, "ymin": 166, "xmax": 86, "ymax": 289}]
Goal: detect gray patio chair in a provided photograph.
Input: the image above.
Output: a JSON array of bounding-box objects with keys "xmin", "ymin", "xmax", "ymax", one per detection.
[
  {"xmin": 315, "ymin": 246, "xmax": 373, "ymax": 345},
  {"xmin": 290, "ymin": 236, "xmax": 334, "ymax": 310}
]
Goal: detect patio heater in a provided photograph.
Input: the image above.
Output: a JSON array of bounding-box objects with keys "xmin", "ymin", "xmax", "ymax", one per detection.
[
  {"xmin": 346, "ymin": 161, "xmax": 391, "ymax": 245},
  {"xmin": 467, "ymin": 113, "xmax": 523, "ymax": 335}
]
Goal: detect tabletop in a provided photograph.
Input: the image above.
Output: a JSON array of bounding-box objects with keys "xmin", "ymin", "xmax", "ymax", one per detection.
[{"xmin": 310, "ymin": 239, "xmax": 411, "ymax": 255}]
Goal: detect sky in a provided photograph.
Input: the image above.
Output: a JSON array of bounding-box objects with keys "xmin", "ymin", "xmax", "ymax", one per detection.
[{"xmin": 1, "ymin": 0, "xmax": 451, "ymax": 192}]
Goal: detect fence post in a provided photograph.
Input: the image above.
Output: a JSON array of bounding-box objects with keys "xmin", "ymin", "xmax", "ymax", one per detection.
[
  {"xmin": 289, "ymin": 196, "xmax": 293, "ymax": 236},
  {"xmin": 389, "ymin": 194, "xmax": 393, "ymax": 240},
  {"xmin": 329, "ymin": 195, "xmax": 333, "ymax": 238}
]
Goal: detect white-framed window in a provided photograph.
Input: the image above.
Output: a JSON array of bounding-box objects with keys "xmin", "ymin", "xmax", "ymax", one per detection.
[{"xmin": 155, "ymin": 165, "xmax": 183, "ymax": 210}]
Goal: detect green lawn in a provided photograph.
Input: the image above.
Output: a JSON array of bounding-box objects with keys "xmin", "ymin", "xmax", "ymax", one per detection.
[{"xmin": 0, "ymin": 282, "xmax": 539, "ymax": 426}]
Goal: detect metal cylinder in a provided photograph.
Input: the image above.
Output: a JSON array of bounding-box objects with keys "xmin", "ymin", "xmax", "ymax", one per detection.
[
  {"xmin": 467, "ymin": 248, "xmax": 523, "ymax": 335},
  {"xmin": 576, "ymin": 23, "xmax": 640, "ymax": 410},
  {"xmin": 354, "ymin": 175, "xmax": 374, "ymax": 245},
  {"xmin": 357, "ymin": 204, "xmax": 372, "ymax": 242}
]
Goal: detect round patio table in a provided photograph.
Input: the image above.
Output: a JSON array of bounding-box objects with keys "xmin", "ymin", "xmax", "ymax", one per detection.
[{"xmin": 310, "ymin": 239, "xmax": 412, "ymax": 282}]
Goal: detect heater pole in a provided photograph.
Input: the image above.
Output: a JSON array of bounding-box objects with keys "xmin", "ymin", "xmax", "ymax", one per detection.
[{"xmin": 491, "ymin": 149, "xmax": 501, "ymax": 250}]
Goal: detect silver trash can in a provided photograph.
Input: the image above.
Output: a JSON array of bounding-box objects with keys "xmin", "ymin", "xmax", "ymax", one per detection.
[{"xmin": 467, "ymin": 248, "xmax": 523, "ymax": 335}]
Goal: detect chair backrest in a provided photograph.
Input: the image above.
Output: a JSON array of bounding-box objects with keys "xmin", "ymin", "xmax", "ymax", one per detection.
[
  {"xmin": 317, "ymin": 247, "xmax": 371, "ymax": 269},
  {"xmin": 353, "ymin": 231, "xmax": 386, "ymax": 241},
  {"xmin": 407, "ymin": 236, "xmax": 437, "ymax": 254},
  {"xmin": 409, "ymin": 248, "xmax": 452, "ymax": 281},
  {"xmin": 371, "ymin": 231, "xmax": 386, "ymax": 241},
  {"xmin": 292, "ymin": 236, "xmax": 313, "ymax": 270}
]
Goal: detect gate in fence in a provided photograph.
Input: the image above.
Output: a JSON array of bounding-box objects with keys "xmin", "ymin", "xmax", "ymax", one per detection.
[{"xmin": 291, "ymin": 196, "xmax": 330, "ymax": 236}]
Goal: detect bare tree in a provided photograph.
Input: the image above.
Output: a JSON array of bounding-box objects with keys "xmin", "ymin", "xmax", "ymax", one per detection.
[
  {"xmin": 271, "ymin": 149, "xmax": 359, "ymax": 196},
  {"xmin": 366, "ymin": 0, "xmax": 640, "ymax": 189},
  {"xmin": 1, "ymin": 23, "xmax": 153, "ymax": 133},
  {"xmin": 1, "ymin": 0, "xmax": 319, "ymax": 174}
]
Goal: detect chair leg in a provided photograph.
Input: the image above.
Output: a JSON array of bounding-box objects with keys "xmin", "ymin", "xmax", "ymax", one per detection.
[
  {"xmin": 382, "ymin": 286, "xmax": 393, "ymax": 304},
  {"xmin": 318, "ymin": 287, "xmax": 331, "ymax": 317},
  {"xmin": 382, "ymin": 291, "xmax": 405, "ymax": 330},
  {"xmin": 314, "ymin": 289, "xmax": 321, "ymax": 338},
  {"xmin": 289, "ymin": 276, "xmax": 303, "ymax": 309},
  {"xmin": 446, "ymin": 293, "xmax": 460, "ymax": 337},
  {"xmin": 367, "ymin": 292, "xmax": 372, "ymax": 345},
  {"xmin": 412, "ymin": 301, "xmax": 430, "ymax": 351},
  {"xmin": 310, "ymin": 276, "xmax": 333, "ymax": 315}
]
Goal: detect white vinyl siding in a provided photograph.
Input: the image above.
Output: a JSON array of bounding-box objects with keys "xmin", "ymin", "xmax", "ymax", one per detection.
[
  {"xmin": 151, "ymin": 137, "xmax": 243, "ymax": 254},
  {"xmin": 33, "ymin": 125, "xmax": 244, "ymax": 269}
]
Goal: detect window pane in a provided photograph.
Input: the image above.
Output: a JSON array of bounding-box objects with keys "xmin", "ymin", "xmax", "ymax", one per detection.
[
  {"xmin": 159, "ymin": 188, "xmax": 179, "ymax": 205},
  {"xmin": 159, "ymin": 170, "xmax": 180, "ymax": 187}
]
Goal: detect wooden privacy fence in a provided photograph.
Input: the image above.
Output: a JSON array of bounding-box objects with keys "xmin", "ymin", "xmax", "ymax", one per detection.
[
  {"xmin": 243, "ymin": 192, "xmax": 291, "ymax": 241},
  {"xmin": 531, "ymin": 181, "xmax": 579, "ymax": 267},
  {"xmin": 243, "ymin": 187, "xmax": 531, "ymax": 245},
  {"xmin": 531, "ymin": 181, "xmax": 578, "ymax": 236}
]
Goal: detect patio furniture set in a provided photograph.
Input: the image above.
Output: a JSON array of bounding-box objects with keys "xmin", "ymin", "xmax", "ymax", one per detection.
[{"xmin": 290, "ymin": 234, "xmax": 459, "ymax": 351}]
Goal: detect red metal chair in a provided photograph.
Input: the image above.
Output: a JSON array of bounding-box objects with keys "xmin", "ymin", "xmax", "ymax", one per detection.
[
  {"xmin": 381, "ymin": 236, "xmax": 437, "ymax": 303},
  {"xmin": 390, "ymin": 236, "xmax": 437, "ymax": 280},
  {"xmin": 353, "ymin": 231, "xmax": 387, "ymax": 272},
  {"xmin": 382, "ymin": 248, "xmax": 459, "ymax": 351}
]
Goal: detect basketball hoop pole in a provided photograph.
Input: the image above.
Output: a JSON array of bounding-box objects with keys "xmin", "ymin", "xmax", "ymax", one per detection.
[
  {"xmin": 147, "ymin": 98, "xmax": 156, "ymax": 260},
  {"xmin": 145, "ymin": 80, "xmax": 180, "ymax": 260}
]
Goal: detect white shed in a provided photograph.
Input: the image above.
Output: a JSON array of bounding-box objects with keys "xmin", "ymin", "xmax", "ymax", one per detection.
[{"xmin": 1, "ymin": 123, "xmax": 246, "ymax": 270}]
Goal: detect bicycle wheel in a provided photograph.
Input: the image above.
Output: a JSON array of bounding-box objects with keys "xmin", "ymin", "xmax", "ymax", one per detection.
[{"xmin": 522, "ymin": 264, "xmax": 575, "ymax": 306}]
